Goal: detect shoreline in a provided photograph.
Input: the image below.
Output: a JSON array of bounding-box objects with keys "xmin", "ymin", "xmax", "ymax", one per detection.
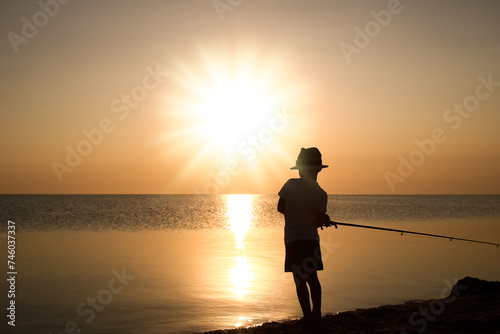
[{"xmin": 197, "ymin": 277, "xmax": 500, "ymax": 334}]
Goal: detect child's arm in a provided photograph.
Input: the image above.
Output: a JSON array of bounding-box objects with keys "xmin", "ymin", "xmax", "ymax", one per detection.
[
  {"xmin": 315, "ymin": 212, "xmax": 338, "ymax": 229},
  {"xmin": 314, "ymin": 212, "xmax": 328, "ymax": 228}
]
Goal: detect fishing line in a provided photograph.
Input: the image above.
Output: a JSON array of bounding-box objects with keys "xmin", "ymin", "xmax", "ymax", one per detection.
[{"xmin": 323, "ymin": 221, "xmax": 499, "ymax": 247}]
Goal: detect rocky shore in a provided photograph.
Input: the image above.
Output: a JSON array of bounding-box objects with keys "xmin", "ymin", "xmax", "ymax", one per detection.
[{"xmin": 198, "ymin": 277, "xmax": 500, "ymax": 334}]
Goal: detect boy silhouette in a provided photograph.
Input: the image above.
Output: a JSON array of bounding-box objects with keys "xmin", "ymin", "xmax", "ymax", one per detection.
[{"xmin": 277, "ymin": 147, "xmax": 330, "ymax": 324}]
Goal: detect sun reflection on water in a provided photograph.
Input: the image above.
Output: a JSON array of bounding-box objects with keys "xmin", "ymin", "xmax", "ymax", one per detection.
[
  {"xmin": 231, "ymin": 256, "xmax": 253, "ymax": 298},
  {"xmin": 226, "ymin": 194, "xmax": 254, "ymax": 251},
  {"xmin": 234, "ymin": 316, "xmax": 252, "ymax": 328},
  {"xmin": 225, "ymin": 195, "xmax": 255, "ymax": 300}
]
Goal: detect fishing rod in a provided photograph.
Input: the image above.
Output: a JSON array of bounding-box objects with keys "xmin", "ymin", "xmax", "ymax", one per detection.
[{"xmin": 322, "ymin": 220, "xmax": 499, "ymax": 247}]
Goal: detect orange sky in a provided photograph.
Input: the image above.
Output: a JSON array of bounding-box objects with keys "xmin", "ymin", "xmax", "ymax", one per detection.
[{"xmin": 1, "ymin": 0, "xmax": 499, "ymax": 194}]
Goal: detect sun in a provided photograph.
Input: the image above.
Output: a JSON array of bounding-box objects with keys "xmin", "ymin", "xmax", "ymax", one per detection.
[
  {"xmin": 164, "ymin": 43, "xmax": 293, "ymax": 153},
  {"xmin": 158, "ymin": 42, "xmax": 303, "ymax": 190},
  {"xmin": 191, "ymin": 75, "xmax": 278, "ymax": 151}
]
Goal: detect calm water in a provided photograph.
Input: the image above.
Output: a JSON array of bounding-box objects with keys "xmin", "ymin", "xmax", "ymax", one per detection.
[{"xmin": 1, "ymin": 195, "xmax": 499, "ymax": 333}]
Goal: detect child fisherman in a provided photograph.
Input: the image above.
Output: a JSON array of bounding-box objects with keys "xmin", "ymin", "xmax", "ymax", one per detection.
[{"xmin": 277, "ymin": 147, "xmax": 334, "ymax": 324}]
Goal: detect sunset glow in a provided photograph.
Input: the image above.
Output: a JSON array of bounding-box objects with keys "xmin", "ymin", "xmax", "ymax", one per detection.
[
  {"xmin": 158, "ymin": 44, "xmax": 300, "ymax": 193},
  {"xmin": 1, "ymin": 1, "xmax": 499, "ymax": 194}
]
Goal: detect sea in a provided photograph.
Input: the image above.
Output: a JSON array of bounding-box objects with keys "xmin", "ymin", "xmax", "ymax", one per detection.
[{"xmin": 1, "ymin": 194, "xmax": 499, "ymax": 334}]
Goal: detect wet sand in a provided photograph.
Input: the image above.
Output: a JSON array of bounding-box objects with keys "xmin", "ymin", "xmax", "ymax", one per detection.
[{"xmin": 198, "ymin": 277, "xmax": 500, "ymax": 334}]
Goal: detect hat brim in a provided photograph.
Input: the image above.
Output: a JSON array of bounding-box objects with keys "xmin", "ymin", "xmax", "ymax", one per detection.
[{"xmin": 290, "ymin": 164, "xmax": 329, "ymax": 170}]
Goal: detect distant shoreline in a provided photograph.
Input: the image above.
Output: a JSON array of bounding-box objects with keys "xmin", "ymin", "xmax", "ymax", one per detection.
[{"xmin": 198, "ymin": 277, "xmax": 500, "ymax": 334}]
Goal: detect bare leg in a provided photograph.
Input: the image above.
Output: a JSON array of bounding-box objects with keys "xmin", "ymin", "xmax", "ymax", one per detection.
[
  {"xmin": 293, "ymin": 274, "xmax": 311, "ymax": 318},
  {"xmin": 307, "ymin": 272, "xmax": 322, "ymax": 319}
]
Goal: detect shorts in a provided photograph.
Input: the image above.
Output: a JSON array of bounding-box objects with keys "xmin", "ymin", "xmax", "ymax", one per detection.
[{"xmin": 284, "ymin": 239, "xmax": 323, "ymax": 273}]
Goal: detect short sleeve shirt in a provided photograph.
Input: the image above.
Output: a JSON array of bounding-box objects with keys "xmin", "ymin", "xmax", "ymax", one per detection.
[{"xmin": 278, "ymin": 178, "xmax": 328, "ymax": 244}]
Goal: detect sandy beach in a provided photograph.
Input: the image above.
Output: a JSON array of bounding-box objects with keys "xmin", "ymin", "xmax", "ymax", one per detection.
[{"xmin": 199, "ymin": 277, "xmax": 500, "ymax": 334}]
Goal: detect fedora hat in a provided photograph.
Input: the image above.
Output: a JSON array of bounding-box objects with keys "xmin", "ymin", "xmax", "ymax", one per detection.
[{"xmin": 290, "ymin": 147, "xmax": 329, "ymax": 170}]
